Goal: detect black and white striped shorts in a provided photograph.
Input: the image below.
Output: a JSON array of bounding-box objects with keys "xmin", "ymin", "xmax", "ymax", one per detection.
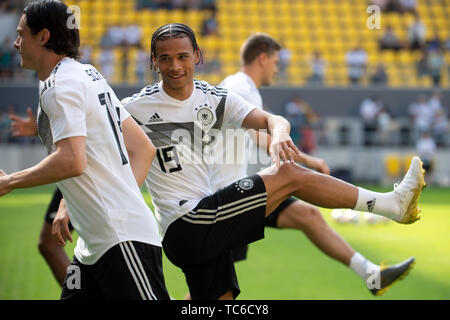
[
  {"xmin": 162, "ymin": 174, "xmax": 267, "ymax": 299},
  {"xmin": 60, "ymin": 241, "xmax": 170, "ymax": 300}
]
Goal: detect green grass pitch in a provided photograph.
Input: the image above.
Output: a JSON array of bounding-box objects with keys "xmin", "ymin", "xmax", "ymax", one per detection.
[{"xmin": 0, "ymin": 184, "xmax": 449, "ymax": 299}]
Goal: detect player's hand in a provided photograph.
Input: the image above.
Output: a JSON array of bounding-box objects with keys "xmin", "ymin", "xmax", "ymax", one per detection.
[
  {"xmin": 292, "ymin": 152, "xmax": 331, "ymax": 175},
  {"xmin": 0, "ymin": 169, "xmax": 13, "ymax": 197},
  {"xmin": 269, "ymin": 132, "xmax": 301, "ymax": 167},
  {"xmin": 9, "ymin": 107, "xmax": 38, "ymax": 137},
  {"xmin": 52, "ymin": 199, "xmax": 72, "ymax": 246},
  {"xmin": 312, "ymin": 157, "xmax": 330, "ymax": 175}
]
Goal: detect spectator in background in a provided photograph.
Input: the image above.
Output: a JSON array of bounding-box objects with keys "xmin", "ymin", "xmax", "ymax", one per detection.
[
  {"xmin": 136, "ymin": 43, "xmax": 149, "ymax": 84},
  {"xmin": 429, "ymin": 91, "xmax": 443, "ymax": 111},
  {"xmin": 408, "ymin": 94, "xmax": 437, "ymax": 133},
  {"xmin": 97, "ymin": 46, "xmax": 115, "ymax": 82},
  {"xmin": 384, "ymin": 0, "xmax": 402, "ymax": 13},
  {"xmin": 376, "ymin": 104, "xmax": 396, "ymax": 146},
  {"xmin": 124, "ymin": 24, "xmax": 142, "ymax": 47},
  {"xmin": 0, "ymin": 109, "xmax": 11, "ymax": 143},
  {"xmin": 0, "ymin": 0, "xmax": 25, "ymax": 12},
  {"xmin": 308, "ymin": 51, "xmax": 326, "ymax": 85},
  {"xmin": 399, "ymin": 0, "xmax": 417, "ymax": 14},
  {"xmin": 379, "ymin": 25, "xmax": 403, "ymax": 51},
  {"xmin": 359, "ymin": 96, "xmax": 382, "ymax": 146},
  {"xmin": 79, "ymin": 45, "xmax": 92, "ymax": 65},
  {"xmin": 346, "ymin": 46, "xmax": 368, "ymax": 85},
  {"xmin": 408, "ymin": 13, "xmax": 426, "ymax": 50},
  {"xmin": 370, "ymin": 0, "xmax": 387, "ymax": 11},
  {"xmin": 427, "ymin": 49, "xmax": 444, "ymax": 87},
  {"xmin": 277, "ymin": 45, "xmax": 291, "ymax": 84},
  {"xmin": 206, "ymin": 49, "xmax": 221, "ymax": 74},
  {"xmin": 107, "ymin": 25, "xmax": 127, "ymax": 47},
  {"xmin": 201, "ymin": 0, "xmax": 217, "ymax": 11},
  {"xmin": 120, "ymin": 42, "xmax": 129, "ymax": 84},
  {"xmin": 445, "ymin": 37, "xmax": 450, "ymax": 51},
  {"xmin": 195, "ymin": 48, "xmax": 221, "ymax": 75},
  {"xmin": 416, "ymin": 50, "xmax": 429, "ymax": 78},
  {"xmin": 429, "ymin": 92, "xmax": 449, "ymax": 147},
  {"xmin": 201, "ymin": 8, "xmax": 218, "ymax": 36},
  {"xmin": 416, "ymin": 131, "xmax": 436, "ymax": 178},
  {"xmin": 284, "ymin": 95, "xmax": 318, "ymax": 153},
  {"xmin": 100, "ymin": 25, "xmax": 116, "ymax": 48},
  {"xmin": 0, "ymin": 38, "xmax": 15, "ymax": 79},
  {"xmin": 370, "ymin": 63, "xmax": 388, "ymax": 85},
  {"xmin": 426, "ymin": 29, "xmax": 442, "ymax": 52},
  {"xmin": 433, "ymin": 108, "xmax": 449, "ymax": 147},
  {"xmin": 152, "ymin": 0, "xmax": 174, "ymax": 9}
]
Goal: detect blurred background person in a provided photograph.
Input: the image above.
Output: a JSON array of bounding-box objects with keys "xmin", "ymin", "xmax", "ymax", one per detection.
[
  {"xmin": 360, "ymin": 96, "xmax": 382, "ymax": 146},
  {"xmin": 408, "ymin": 13, "xmax": 426, "ymax": 50},
  {"xmin": 370, "ymin": 63, "xmax": 388, "ymax": 86},
  {"xmin": 284, "ymin": 94, "xmax": 319, "ymax": 153},
  {"xmin": 346, "ymin": 46, "xmax": 368, "ymax": 85},
  {"xmin": 308, "ymin": 51, "xmax": 326, "ymax": 85},
  {"xmin": 379, "ymin": 25, "xmax": 403, "ymax": 51},
  {"xmin": 416, "ymin": 131, "xmax": 436, "ymax": 179}
]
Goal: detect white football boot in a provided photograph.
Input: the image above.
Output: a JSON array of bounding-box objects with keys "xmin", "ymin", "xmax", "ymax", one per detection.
[{"xmin": 391, "ymin": 156, "xmax": 426, "ymax": 224}]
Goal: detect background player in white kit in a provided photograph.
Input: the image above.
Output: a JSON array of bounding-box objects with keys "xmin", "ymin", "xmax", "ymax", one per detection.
[
  {"xmin": 0, "ymin": 0, "xmax": 170, "ymax": 300},
  {"xmin": 120, "ymin": 23, "xmax": 425, "ymax": 300},
  {"xmin": 214, "ymin": 33, "xmax": 416, "ymax": 296}
]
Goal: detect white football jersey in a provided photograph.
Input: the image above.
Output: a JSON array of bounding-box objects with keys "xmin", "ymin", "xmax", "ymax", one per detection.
[
  {"xmin": 37, "ymin": 57, "xmax": 161, "ymax": 265},
  {"xmin": 123, "ymin": 80, "xmax": 256, "ymax": 238},
  {"xmin": 211, "ymin": 72, "xmax": 270, "ymax": 190}
]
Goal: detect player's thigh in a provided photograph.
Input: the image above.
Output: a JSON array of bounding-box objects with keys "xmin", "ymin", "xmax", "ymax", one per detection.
[
  {"xmin": 276, "ymin": 199, "xmax": 323, "ymax": 229},
  {"xmin": 258, "ymin": 163, "xmax": 305, "ymax": 214}
]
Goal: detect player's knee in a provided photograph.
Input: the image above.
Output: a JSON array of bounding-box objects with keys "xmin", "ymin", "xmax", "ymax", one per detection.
[
  {"xmin": 275, "ymin": 163, "xmax": 308, "ymax": 183},
  {"xmin": 291, "ymin": 205, "xmax": 323, "ymax": 229},
  {"xmin": 38, "ymin": 234, "xmax": 58, "ymax": 257}
]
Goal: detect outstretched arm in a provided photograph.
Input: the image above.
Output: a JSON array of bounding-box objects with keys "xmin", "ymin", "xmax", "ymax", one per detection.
[
  {"xmin": 0, "ymin": 136, "xmax": 86, "ymax": 196},
  {"xmin": 242, "ymin": 108, "xmax": 301, "ymax": 167}
]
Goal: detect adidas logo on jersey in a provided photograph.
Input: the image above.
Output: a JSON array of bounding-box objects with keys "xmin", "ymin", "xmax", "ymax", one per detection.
[{"xmin": 148, "ymin": 113, "xmax": 163, "ymax": 123}]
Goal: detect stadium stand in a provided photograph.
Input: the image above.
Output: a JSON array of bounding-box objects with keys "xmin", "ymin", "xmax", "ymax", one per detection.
[{"xmin": 57, "ymin": 0, "xmax": 449, "ymax": 87}]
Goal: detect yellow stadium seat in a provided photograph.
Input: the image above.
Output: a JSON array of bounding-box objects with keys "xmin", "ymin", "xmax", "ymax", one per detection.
[
  {"xmin": 402, "ymin": 154, "xmax": 416, "ymax": 174},
  {"xmin": 385, "ymin": 154, "xmax": 402, "ymax": 178}
]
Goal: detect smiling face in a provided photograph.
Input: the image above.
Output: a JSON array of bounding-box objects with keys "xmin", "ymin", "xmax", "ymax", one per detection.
[
  {"xmin": 14, "ymin": 14, "xmax": 42, "ymax": 70},
  {"xmin": 152, "ymin": 36, "xmax": 200, "ymax": 100}
]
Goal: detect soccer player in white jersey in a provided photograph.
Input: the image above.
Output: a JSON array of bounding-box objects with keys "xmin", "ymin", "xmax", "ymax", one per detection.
[
  {"xmin": 0, "ymin": 0, "xmax": 170, "ymax": 300},
  {"xmin": 122, "ymin": 23, "xmax": 425, "ymax": 300},
  {"xmin": 214, "ymin": 33, "xmax": 416, "ymax": 296}
]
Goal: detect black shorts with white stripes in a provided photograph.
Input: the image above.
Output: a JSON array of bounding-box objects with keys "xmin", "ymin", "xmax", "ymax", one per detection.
[
  {"xmin": 60, "ymin": 241, "xmax": 170, "ymax": 300},
  {"xmin": 162, "ymin": 174, "xmax": 267, "ymax": 300}
]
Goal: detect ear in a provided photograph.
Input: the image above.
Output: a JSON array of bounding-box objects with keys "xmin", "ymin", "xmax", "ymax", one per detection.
[
  {"xmin": 151, "ymin": 53, "xmax": 159, "ymax": 71},
  {"xmin": 39, "ymin": 29, "xmax": 50, "ymax": 46},
  {"xmin": 258, "ymin": 52, "xmax": 268, "ymax": 66},
  {"xmin": 194, "ymin": 49, "xmax": 200, "ymax": 64}
]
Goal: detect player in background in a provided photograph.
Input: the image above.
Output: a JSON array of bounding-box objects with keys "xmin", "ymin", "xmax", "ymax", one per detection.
[
  {"xmin": 117, "ymin": 24, "xmax": 425, "ymax": 300},
  {"xmin": 0, "ymin": 0, "xmax": 170, "ymax": 300},
  {"xmin": 211, "ymin": 33, "xmax": 416, "ymax": 296},
  {"xmin": 9, "ymin": 109, "xmax": 71, "ymax": 286}
]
